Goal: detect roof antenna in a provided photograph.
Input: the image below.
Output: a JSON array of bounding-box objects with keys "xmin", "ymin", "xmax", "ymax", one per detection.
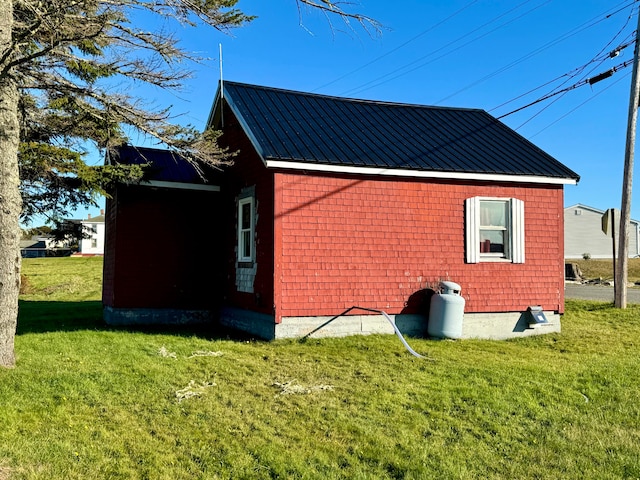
[{"xmin": 219, "ymin": 43, "xmax": 224, "ymax": 128}]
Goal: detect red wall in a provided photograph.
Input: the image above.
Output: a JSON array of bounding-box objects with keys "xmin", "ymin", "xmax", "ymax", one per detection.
[
  {"xmin": 273, "ymin": 173, "xmax": 565, "ymax": 321},
  {"xmin": 215, "ymin": 101, "xmax": 566, "ymax": 324},
  {"xmin": 103, "ymin": 185, "xmax": 222, "ymax": 310},
  {"xmin": 102, "ymin": 191, "xmax": 117, "ymax": 306},
  {"xmin": 216, "ymin": 104, "xmax": 275, "ymax": 316}
]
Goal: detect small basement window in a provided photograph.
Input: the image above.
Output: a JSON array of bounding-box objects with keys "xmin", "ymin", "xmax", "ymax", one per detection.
[
  {"xmin": 466, "ymin": 197, "xmax": 525, "ymax": 264},
  {"xmin": 237, "ymin": 196, "xmax": 255, "ymax": 263}
]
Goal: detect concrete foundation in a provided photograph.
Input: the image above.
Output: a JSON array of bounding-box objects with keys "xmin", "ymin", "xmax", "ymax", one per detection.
[
  {"xmin": 104, "ymin": 306, "xmax": 213, "ymax": 326},
  {"xmin": 219, "ymin": 307, "xmax": 560, "ymax": 340},
  {"xmin": 103, "ymin": 305, "xmax": 560, "ymax": 339},
  {"xmin": 218, "ymin": 307, "xmax": 277, "ymax": 339},
  {"xmin": 460, "ymin": 311, "xmax": 560, "ymax": 340}
]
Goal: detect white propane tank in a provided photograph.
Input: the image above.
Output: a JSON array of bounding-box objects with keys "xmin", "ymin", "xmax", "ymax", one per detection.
[{"xmin": 428, "ymin": 281, "xmax": 465, "ymax": 339}]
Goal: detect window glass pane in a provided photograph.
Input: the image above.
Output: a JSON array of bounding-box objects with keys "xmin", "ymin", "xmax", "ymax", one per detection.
[
  {"xmin": 480, "ymin": 201, "xmax": 507, "ymax": 227},
  {"xmin": 242, "ymin": 231, "xmax": 251, "ymax": 258},
  {"xmin": 241, "ymin": 202, "xmax": 251, "ymax": 229},
  {"xmin": 480, "ymin": 230, "xmax": 504, "ymax": 253},
  {"xmin": 238, "ymin": 196, "xmax": 254, "ymax": 261}
]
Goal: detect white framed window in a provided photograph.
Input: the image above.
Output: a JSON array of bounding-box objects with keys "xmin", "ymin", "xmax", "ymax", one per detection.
[
  {"xmin": 465, "ymin": 197, "xmax": 524, "ymax": 264},
  {"xmin": 237, "ymin": 196, "xmax": 255, "ymax": 263}
]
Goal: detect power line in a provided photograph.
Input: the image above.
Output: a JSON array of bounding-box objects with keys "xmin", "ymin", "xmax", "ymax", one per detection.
[
  {"xmin": 311, "ymin": 0, "xmax": 480, "ymax": 93},
  {"xmin": 496, "ymin": 59, "xmax": 634, "ymax": 119},
  {"xmin": 506, "ymin": 35, "xmax": 635, "ymax": 129},
  {"xmin": 474, "ymin": 2, "xmax": 636, "ymax": 134},
  {"xmin": 436, "ymin": 0, "xmax": 637, "ymax": 105},
  {"xmin": 528, "ymin": 71, "xmax": 630, "ymax": 139},
  {"xmin": 490, "ymin": 35, "xmax": 635, "ymax": 114},
  {"xmin": 339, "ymin": 0, "xmax": 545, "ymax": 97},
  {"xmin": 497, "ymin": 5, "xmax": 636, "ymax": 124},
  {"xmin": 490, "ymin": 3, "xmax": 636, "ymax": 117}
]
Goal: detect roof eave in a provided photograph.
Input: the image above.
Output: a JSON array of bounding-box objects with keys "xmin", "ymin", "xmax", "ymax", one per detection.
[
  {"xmin": 205, "ymin": 86, "xmax": 222, "ymax": 130},
  {"xmin": 208, "ymin": 81, "xmax": 268, "ymax": 168},
  {"xmin": 264, "ymin": 160, "xmax": 579, "ymax": 186}
]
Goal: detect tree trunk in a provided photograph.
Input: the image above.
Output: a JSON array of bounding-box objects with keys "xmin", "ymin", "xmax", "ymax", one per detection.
[{"xmin": 0, "ymin": 0, "xmax": 21, "ymax": 367}]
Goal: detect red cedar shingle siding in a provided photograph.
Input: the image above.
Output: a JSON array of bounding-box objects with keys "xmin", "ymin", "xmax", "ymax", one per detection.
[
  {"xmin": 219, "ymin": 105, "xmax": 275, "ymax": 315},
  {"xmin": 273, "ymin": 173, "xmax": 565, "ymax": 320},
  {"xmin": 218, "ymin": 99, "xmax": 566, "ymax": 322},
  {"xmin": 102, "ymin": 192, "xmax": 117, "ymax": 307},
  {"xmin": 105, "ymin": 185, "xmax": 222, "ymax": 310}
]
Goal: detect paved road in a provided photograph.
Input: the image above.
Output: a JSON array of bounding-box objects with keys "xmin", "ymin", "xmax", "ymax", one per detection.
[{"xmin": 565, "ymin": 283, "xmax": 640, "ymax": 303}]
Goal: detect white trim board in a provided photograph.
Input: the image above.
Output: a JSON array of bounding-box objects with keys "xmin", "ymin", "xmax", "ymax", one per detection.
[{"xmin": 265, "ymin": 160, "xmax": 577, "ymax": 185}]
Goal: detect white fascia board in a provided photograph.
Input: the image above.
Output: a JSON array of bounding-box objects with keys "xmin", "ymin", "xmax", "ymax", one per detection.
[
  {"xmin": 265, "ymin": 160, "xmax": 578, "ymax": 185},
  {"xmin": 141, "ymin": 180, "xmax": 220, "ymax": 192}
]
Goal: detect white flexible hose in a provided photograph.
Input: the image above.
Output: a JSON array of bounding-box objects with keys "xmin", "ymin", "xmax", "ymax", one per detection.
[
  {"xmin": 301, "ymin": 306, "xmax": 427, "ymax": 359},
  {"xmin": 379, "ymin": 310, "xmax": 426, "ymax": 359}
]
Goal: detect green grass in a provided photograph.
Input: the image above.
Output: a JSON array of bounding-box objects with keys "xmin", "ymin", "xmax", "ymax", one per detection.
[
  {"xmin": 569, "ymin": 257, "xmax": 640, "ymax": 283},
  {"xmin": 20, "ymin": 257, "xmax": 103, "ymax": 301},
  {"xmin": 2, "ymin": 258, "xmax": 640, "ymax": 478}
]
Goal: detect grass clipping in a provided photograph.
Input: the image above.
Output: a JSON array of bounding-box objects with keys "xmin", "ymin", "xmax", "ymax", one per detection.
[
  {"xmin": 175, "ymin": 380, "xmax": 216, "ymax": 402},
  {"xmin": 159, "ymin": 346, "xmax": 223, "ymax": 360},
  {"xmin": 273, "ymin": 380, "xmax": 334, "ymax": 396},
  {"xmin": 158, "ymin": 346, "xmax": 177, "ymax": 359}
]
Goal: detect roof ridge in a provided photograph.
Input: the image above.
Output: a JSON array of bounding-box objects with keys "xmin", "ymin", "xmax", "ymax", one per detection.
[{"xmin": 222, "ymin": 80, "xmax": 484, "ymax": 112}]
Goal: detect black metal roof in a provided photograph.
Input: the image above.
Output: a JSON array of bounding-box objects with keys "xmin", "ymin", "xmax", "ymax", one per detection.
[
  {"xmin": 112, "ymin": 146, "xmax": 212, "ymax": 184},
  {"xmin": 217, "ymin": 81, "xmax": 579, "ymax": 183}
]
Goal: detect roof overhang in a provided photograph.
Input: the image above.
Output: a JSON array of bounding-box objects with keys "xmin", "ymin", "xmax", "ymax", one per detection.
[
  {"xmin": 209, "ymin": 85, "xmax": 268, "ymax": 166},
  {"xmin": 265, "ymin": 160, "xmax": 578, "ymax": 185},
  {"xmin": 140, "ymin": 180, "xmax": 220, "ymax": 192}
]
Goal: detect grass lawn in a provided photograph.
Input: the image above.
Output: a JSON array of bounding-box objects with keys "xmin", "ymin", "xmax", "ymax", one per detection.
[
  {"xmin": 568, "ymin": 257, "xmax": 640, "ymax": 283},
  {"xmin": 1, "ymin": 258, "xmax": 639, "ymax": 478}
]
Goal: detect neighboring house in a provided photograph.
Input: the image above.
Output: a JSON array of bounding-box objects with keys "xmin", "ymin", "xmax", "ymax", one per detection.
[
  {"xmin": 20, "ymin": 238, "xmax": 48, "ymax": 258},
  {"xmin": 79, "ymin": 211, "xmax": 105, "ymax": 256},
  {"xmin": 564, "ymin": 204, "xmax": 640, "ymax": 259},
  {"xmin": 103, "ymin": 81, "xmax": 579, "ymax": 340},
  {"xmin": 20, "ymin": 235, "xmax": 74, "ymax": 257}
]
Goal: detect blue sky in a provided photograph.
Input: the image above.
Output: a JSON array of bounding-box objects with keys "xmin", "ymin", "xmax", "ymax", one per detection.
[{"xmin": 80, "ymin": 0, "xmax": 639, "ymax": 220}]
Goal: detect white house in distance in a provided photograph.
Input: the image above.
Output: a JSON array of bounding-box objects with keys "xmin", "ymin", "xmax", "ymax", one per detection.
[
  {"xmin": 79, "ymin": 210, "xmax": 105, "ymax": 256},
  {"xmin": 564, "ymin": 204, "xmax": 640, "ymax": 259}
]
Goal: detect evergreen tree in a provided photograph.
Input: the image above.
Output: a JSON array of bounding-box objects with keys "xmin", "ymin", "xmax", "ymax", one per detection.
[{"xmin": 0, "ymin": 0, "xmax": 377, "ymax": 367}]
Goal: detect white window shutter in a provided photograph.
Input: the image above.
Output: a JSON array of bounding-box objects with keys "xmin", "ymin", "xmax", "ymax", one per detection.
[
  {"xmin": 511, "ymin": 198, "xmax": 525, "ymax": 264},
  {"xmin": 465, "ymin": 197, "xmax": 480, "ymax": 263}
]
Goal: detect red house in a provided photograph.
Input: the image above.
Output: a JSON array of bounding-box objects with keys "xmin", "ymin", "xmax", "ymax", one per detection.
[{"xmin": 103, "ymin": 81, "xmax": 579, "ymax": 340}]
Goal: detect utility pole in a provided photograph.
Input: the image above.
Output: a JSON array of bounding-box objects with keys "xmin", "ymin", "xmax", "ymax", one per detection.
[{"xmin": 615, "ymin": 6, "xmax": 640, "ymax": 308}]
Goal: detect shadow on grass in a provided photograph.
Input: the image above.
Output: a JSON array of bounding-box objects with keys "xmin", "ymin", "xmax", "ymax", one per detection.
[{"xmin": 17, "ymin": 300, "xmax": 258, "ymax": 341}]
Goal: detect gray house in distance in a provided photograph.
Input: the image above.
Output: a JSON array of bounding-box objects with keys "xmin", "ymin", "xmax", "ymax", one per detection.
[{"xmin": 564, "ymin": 204, "xmax": 640, "ymax": 259}]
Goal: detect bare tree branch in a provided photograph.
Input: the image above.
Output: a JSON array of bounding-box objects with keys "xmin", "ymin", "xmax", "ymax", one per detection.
[{"xmin": 296, "ymin": 0, "xmax": 383, "ymax": 36}]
